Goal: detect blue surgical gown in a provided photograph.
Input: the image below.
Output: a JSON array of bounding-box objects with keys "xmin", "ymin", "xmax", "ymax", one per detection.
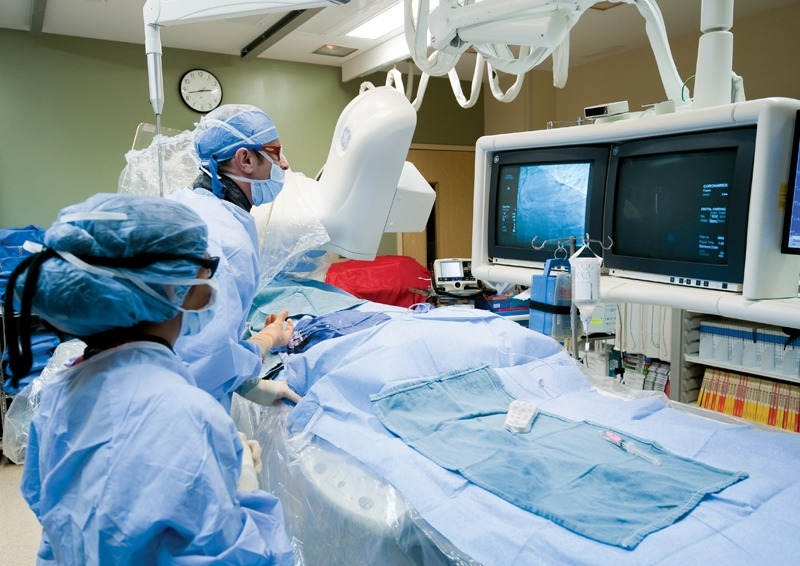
[
  {"xmin": 21, "ymin": 341, "xmax": 293, "ymax": 565},
  {"xmin": 170, "ymin": 188, "xmax": 263, "ymax": 410}
]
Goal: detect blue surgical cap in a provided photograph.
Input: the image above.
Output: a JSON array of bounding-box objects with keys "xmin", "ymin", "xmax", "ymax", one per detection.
[
  {"xmin": 194, "ymin": 104, "xmax": 280, "ymax": 198},
  {"xmin": 15, "ymin": 193, "xmax": 209, "ymax": 336}
]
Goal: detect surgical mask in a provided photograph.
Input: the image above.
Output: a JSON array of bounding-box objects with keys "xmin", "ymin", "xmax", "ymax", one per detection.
[
  {"xmin": 179, "ymin": 280, "xmax": 218, "ymax": 337},
  {"xmin": 224, "ymin": 152, "xmax": 286, "ymax": 206},
  {"xmin": 52, "ymin": 248, "xmax": 221, "ymax": 325}
]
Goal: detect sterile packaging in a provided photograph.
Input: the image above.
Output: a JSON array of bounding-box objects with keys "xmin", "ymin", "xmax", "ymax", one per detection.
[
  {"xmin": 2, "ymin": 340, "xmax": 86, "ymax": 464},
  {"xmin": 505, "ymin": 400, "xmax": 539, "ymax": 433}
]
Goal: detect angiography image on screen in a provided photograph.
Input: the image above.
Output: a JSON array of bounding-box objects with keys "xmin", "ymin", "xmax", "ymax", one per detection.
[
  {"xmin": 784, "ymin": 186, "xmax": 800, "ymax": 249},
  {"xmin": 495, "ymin": 162, "xmax": 590, "ymax": 248},
  {"xmin": 784, "ymin": 161, "xmax": 800, "ymax": 251}
]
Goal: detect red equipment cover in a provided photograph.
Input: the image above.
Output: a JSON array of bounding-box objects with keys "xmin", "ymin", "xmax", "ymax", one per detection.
[{"xmin": 325, "ymin": 255, "xmax": 431, "ymax": 308}]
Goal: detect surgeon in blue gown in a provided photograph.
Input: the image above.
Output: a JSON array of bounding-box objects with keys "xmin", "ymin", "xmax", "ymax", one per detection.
[
  {"xmin": 4, "ymin": 193, "xmax": 293, "ymax": 565},
  {"xmin": 169, "ymin": 104, "xmax": 300, "ymax": 411}
]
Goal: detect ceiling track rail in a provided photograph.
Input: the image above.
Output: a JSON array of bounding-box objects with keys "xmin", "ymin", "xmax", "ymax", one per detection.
[{"xmin": 240, "ymin": 8, "xmax": 323, "ymax": 61}]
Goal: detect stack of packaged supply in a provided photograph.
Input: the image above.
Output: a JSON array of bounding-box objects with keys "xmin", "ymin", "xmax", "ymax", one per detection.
[{"xmin": 1, "ymin": 225, "xmax": 61, "ymax": 394}]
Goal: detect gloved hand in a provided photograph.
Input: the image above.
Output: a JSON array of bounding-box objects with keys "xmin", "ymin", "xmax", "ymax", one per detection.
[
  {"xmin": 237, "ymin": 432, "xmax": 262, "ymax": 491},
  {"xmin": 240, "ymin": 378, "xmax": 301, "ymax": 406},
  {"xmin": 247, "ymin": 310, "xmax": 293, "ymax": 357}
]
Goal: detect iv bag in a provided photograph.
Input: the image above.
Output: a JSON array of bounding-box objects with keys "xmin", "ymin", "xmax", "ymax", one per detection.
[{"xmin": 569, "ymin": 247, "xmax": 603, "ymax": 329}]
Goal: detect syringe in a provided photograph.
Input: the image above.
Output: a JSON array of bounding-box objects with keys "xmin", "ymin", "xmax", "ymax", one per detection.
[{"xmin": 600, "ymin": 430, "xmax": 661, "ymax": 466}]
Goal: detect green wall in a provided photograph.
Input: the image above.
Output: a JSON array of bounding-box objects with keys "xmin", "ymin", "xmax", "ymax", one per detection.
[{"xmin": 0, "ymin": 28, "xmax": 483, "ymax": 231}]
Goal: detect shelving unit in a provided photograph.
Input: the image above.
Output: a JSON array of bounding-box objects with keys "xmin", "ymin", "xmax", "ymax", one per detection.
[
  {"xmin": 556, "ymin": 275, "xmax": 800, "ymax": 414},
  {"xmin": 685, "ymin": 354, "xmax": 800, "ymax": 385}
]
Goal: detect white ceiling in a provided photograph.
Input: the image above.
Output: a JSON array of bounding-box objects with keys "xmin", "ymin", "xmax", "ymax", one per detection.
[{"xmin": 1, "ymin": 0, "xmax": 796, "ymax": 82}]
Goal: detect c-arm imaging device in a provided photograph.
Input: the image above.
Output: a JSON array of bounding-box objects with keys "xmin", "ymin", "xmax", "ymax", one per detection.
[
  {"xmin": 142, "ymin": 0, "xmax": 434, "ymax": 261},
  {"xmin": 294, "ymin": 86, "xmax": 435, "ymax": 260}
]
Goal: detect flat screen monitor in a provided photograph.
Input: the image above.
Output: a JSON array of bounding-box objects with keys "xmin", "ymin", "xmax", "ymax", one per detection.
[
  {"xmin": 487, "ymin": 145, "xmax": 609, "ymax": 265},
  {"xmin": 781, "ymin": 109, "xmax": 800, "ymax": 254},
  {"xmin": 603, "ymin": 127, "xmax": 757, "ymax": 291}
]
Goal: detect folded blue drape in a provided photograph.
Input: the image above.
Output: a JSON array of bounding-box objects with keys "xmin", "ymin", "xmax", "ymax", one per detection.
[{"xmin": 371, "ymin": 364, "xmax": 748, "ymax": 549}]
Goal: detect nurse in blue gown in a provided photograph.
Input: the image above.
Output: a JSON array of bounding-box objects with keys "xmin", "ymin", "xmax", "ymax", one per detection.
[{"xmin": 4, "ymin": 193, "xmax": 293, "ymax": 565}]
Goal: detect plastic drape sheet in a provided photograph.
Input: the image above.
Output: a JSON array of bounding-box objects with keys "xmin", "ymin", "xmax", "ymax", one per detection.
[
  {"xmin": 118, "ymin": 130, "xmax": 199, "ymax": 198},
  {"xmin": 251, "ymin": 171, "xmax": 330, "ymax": 286},
  {"xmin": 2, "ymin": 340, "xmax": 86, "ymax": 464},
  {"xmin": 231, "ymin": 395, "xmax": 478, "ymax": 566}
]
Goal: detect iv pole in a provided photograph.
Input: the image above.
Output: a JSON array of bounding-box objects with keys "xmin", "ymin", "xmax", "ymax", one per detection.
[{"xmin": 532, "ymin": 235, "xmax": 612, "ymax": 361}]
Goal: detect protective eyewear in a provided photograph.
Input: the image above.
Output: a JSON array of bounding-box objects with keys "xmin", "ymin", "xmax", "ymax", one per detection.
[
  {"xmin": 260, "ymin": 144, "xmax": 283, "ymax": 162},
  {"xmin": 75, "ymin": 253, "xmax": 220, "ymax": 278}
]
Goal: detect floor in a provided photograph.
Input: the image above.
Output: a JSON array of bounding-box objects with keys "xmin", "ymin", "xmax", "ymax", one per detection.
[{"xmin": 0, "ymin": 457, "xmax": 41, "ymax": 565}]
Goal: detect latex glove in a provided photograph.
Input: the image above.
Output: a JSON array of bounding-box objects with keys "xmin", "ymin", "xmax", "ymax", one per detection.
[
  {"xmin": 237, "ymin": 432, "xmax": 261, "ymax": 491},
  {"xmin": 240, "ymin": 378, "xmax": 302, "ymax": 406},
  {"xmin": 247, "ymin": 310, "xmax": 293, "ymax": 356}
]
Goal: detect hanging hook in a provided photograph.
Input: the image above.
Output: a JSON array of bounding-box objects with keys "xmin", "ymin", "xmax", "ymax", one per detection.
[
  {"xmin": 579, "ymin": 234, "xmax": 614, "ymax": 250},
  {"xmin": 532, "ymin": 234, "xmax": 613, "ymax": 253},
  {"xmin": 555, "ymin": 241, "xmax": 568, "ymax": 259}
]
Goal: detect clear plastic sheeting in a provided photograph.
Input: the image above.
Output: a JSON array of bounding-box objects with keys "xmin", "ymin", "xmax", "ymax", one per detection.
[
  {"xmin": 118, "ymin": 129, "xmax": 199, "ymax": 198},
  {"xmin": 231, "ymin": 395, "xmax": 478, "ymax": 566},
  {"xmin": 2, "ymin": 340, "xmax": 86, "ymax": 464},
  {"xmin": 251, "ymin": 171, "xmax": 330, "ymax": 286},
  {"xmin": 279, "ymin": 250, "xmax": 335, "ymax": 283}
]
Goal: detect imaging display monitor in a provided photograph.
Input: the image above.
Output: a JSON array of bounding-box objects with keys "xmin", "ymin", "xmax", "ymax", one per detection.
[
  {"xmin": 781, "ymin": 109, "xmax": 800, "ymax": 254},
  {"xmin": 603, "ymin": 127, "xmax": 757, "ymax": 290},
  {"xmin": 487, "ymin": 145, "xmax": 609, "ymax": 265}
]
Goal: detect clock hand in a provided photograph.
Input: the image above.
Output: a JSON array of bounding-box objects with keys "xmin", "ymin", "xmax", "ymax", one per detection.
[{"xmin": 188, "ymin": 88, "xmax": 211, "ymax": 93}]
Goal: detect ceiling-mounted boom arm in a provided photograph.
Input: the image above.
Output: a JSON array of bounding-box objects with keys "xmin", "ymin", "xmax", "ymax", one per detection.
[
  {"xmin": 406, "ymin": 0, "xmax": 686, "ymax": 107},
  {"xmin": 143, "ymin": 0, "xmax": 350, "ymax": 116}
]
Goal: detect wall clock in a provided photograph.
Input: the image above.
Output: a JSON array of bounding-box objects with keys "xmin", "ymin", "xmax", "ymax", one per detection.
[{"xmin": 179, "ymin": 69, "xmax": 223, "ymax": 113}]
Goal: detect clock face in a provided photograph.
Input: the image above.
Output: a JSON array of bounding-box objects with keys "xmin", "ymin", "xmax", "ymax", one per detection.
[{"xmin": 180, "ymin": 69, "xmax": 223, "ymax": 113}]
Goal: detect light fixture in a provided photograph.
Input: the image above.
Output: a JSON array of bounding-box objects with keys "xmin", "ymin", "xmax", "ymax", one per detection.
[
  {"xmin": 346, "ymin": 3, "xmax": 404, "ymax": 40},
  {"xmin": 313, "ymin": 44, "xmax": 358, "ymax": 57},
  {"xmin": 345, "ymin": 1, "xmax": 440, "ymax": 41}
]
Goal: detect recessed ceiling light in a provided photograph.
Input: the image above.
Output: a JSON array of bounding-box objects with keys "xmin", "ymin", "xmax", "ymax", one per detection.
[
  {"xmin": 346, "ymin": 3, "xmax": 405, "ymax": 40},
  {"xmin": 344, "ymin": 1, "xmax": 441, "ymax": 41},
  {"xmin": 313, "ymin": 44, "xmax": 358, "ymax": 57}
]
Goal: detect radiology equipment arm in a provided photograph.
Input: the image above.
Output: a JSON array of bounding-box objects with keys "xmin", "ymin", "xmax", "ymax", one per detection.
[
  {"xmin": 293, "ymin": 86, "xmax": 435, "ymax": 260},
  {"xmin": 405, "ymin": 0, "xmax": 686, "ymax": 106}
]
